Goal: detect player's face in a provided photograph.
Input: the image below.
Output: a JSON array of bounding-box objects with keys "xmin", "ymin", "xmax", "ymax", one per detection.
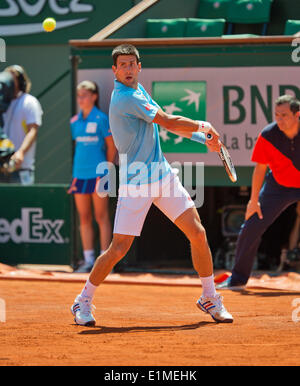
[
  {"xmin": 77, "ymin": 89, "xmax": 97, "ymax": 111},
  {"xmin": 112, "ymin": 55, "xmax": 141, "ymax": 88},
  {"xmin": 275, "ymin": 103, "xmax": 300, "ymax": 133}
]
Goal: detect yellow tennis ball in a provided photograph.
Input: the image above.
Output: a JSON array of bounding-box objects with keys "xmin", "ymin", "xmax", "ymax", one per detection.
[{"xmin": 43, "ymin": 18, "xmax": 56, "ymax": 32}]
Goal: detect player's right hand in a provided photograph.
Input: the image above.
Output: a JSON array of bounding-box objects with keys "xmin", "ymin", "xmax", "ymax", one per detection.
[
  {"xmin": 245, "ymin": 200, "xmax": 263, "ymax": 221},
  {"xmin": 206, "ymin": 126, "xmax": 221, "ymax": 152}
]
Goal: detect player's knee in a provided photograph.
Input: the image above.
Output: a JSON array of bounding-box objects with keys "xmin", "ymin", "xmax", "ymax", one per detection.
[
  {"xmin": 110, "ymin": 238, "xmax": 132, "ymax": 260},
  {"xmin": 189, "ymin": 225, "xmax": 207, "ymax": 245}
]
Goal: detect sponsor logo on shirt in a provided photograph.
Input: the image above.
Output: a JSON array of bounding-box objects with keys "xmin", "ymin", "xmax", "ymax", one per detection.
[
  {"xmin": 86, "ymin": 122, "xmax": 97, "ymax": 133},
  {"xmin": 76, "ymin": 136, "xmax": 99, "ymax": 143}
]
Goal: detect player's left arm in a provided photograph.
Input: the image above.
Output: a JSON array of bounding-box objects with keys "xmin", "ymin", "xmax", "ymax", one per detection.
[
  {"xmin": 153, "ymin": 108, "xmax": 220, "ymax": 152},
  {"xmin": 11, "ymin": 124, "xmax": 39, "ymax": 169}
]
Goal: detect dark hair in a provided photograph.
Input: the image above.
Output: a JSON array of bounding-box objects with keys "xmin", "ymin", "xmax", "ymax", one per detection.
[
  {"xmin": 77, "ymin": 80, "xmax": 100, "ymax": 108},
  {"xmin": 275, "ymin": 94, "xmax": 300, "ymax": 114},
  {"xmin": 5, "ymin": 64, "xmax": 31, "ymax": 93},
  {"xmin": 112, "ymin": 44, "xmax": 140, "ymax": 66}
]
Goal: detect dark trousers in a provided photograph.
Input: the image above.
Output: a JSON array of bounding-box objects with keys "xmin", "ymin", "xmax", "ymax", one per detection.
[{"xmin": 231, "ymin": 172, "xmax": 300, "ymax": 285}]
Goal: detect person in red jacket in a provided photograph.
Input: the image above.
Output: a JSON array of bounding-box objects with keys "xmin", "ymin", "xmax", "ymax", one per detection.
[{"xmin": 219, "ymin": 94, "xmax": 300, "ymax": 289}]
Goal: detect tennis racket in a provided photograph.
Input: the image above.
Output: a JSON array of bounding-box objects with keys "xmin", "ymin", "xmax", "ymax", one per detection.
[{"xmin": 206, "ymin": 133, "xmax": 237, "ymax": 183}]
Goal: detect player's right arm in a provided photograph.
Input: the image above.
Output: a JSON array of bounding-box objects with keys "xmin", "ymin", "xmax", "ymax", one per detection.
[
  {"xmin": 245, "ymin": 163, "xmax": 268, "ymax": 220},
  {"xmin": 153, "ymin": 108, "xmax": 220, "ymax": 152}
]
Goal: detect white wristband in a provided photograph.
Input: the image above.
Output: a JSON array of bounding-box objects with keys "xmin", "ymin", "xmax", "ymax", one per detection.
[{"xmin": 197, "ymin": 120, "xmax": 212, "ymax": 132}]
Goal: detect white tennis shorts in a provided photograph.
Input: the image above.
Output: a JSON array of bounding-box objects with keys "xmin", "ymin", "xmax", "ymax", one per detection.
[{"xmin": 113, "ymin": 170, "xmax": 195, "ymax": 236}]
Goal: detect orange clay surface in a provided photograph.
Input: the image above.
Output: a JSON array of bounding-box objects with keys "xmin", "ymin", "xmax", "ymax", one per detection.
[{"xmin": 0, "ymin": 276, "xmax": 300, "ymax": 366}]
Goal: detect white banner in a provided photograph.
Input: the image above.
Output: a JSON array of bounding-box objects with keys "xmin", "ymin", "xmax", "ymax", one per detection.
[{"xmin": 78, "ymin": 67, "xmax": 300, "ymax": 166}]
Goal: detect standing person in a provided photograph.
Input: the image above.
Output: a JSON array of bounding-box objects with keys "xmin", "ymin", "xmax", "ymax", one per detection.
[
  {"xmin": 71, "ymin": 44, "xmax": 233, "ymax": 326},
  {"xmin": 69, "ymin": 80, "xmax": 117, "ymax": 273},
  {"xmin": 218, "ymin": 95, "xmax": 300, "ymax": 289},
  {"xmin": 0, "ymin": 65, "xmax": 43, "ymax": 185}
]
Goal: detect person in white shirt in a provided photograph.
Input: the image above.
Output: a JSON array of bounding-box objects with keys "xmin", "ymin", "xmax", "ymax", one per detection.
[{"xmin": 0, "ymin": 65, "xmax": 43, "ymax": 185}]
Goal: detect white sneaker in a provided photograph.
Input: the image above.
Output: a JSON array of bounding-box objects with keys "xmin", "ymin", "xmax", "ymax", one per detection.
[
  {"xmin": 71, "ymin": 295, "xmax": 96, "ymax": 326},
  {"xmin": 197, "ymin": 293, "xmax": 233, "ymax": 323}
]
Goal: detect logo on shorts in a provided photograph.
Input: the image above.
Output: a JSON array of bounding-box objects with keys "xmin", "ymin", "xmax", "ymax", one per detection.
[{"xmin": 152, "ymin": 81, "xmax": 207, "ymax": 153}]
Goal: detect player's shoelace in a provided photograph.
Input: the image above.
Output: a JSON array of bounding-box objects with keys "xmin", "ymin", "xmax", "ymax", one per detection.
[
  {"xmin": 212, "ymin": 294, "xmax": 226, "ymax": 311},
  {"xmin": 78, "ymin": 297, "xmax": 96, "ymax": 316}
]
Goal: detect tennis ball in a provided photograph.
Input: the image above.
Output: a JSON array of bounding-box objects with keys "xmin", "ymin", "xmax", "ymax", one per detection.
[{"xmin": 43, "ymin": 18, "xmax": 56, "ymax": 32}]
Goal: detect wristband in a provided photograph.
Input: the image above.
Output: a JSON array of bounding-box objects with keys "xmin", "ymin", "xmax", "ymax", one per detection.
[
  {"xmin": 197, "ymin": 120, "xmax": 212, "ymax": 132},
  {"xmin": 191, "ymin": 132, "xmax": 206, "ymax": 144}
]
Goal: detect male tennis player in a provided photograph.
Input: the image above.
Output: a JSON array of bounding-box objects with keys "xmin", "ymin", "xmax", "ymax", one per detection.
[
  {"xmin": 218, "ymin": 95, "xmax": 300, "ymax": 289},
  {"xmin": 71, "ymin": 44, "xmax": 233, "ymax": 325}
]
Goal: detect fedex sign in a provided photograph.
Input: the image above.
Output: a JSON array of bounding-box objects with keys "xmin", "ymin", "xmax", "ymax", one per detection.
[{"xmin": 0, "ymin": 207, "xmax": 65, "ymax": 244}]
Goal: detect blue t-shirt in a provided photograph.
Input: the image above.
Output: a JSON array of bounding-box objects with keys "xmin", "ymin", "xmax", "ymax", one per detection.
[
  {"xmin": 71, "ymin": 106, "xmax": 111, "ymax": 179},
  {"xmin": 109, "ymin": 80, "xmax": 171, "ymax": 185}
]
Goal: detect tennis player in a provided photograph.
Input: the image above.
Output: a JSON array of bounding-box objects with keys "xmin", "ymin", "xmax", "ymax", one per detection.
[
  {"xmin": 71, "ymin": 44, "xmax": 233, "ymax": 325},
  {"xmin": 69, "ymin": 80, "xmax": 117, "ymax": 273},
  {"xmin": 218, "ymin": 95, "xmax": 300, "ymax": 289}
]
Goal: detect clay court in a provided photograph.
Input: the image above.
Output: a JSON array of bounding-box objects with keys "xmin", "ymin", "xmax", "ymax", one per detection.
[{"xmin": 0, "ymin": 265, "xmax": 300, "ymax": 366}]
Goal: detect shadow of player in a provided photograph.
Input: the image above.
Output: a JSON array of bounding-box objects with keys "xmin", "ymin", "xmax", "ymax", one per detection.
[{"xmin": 77, "ymin": 321, "xmax": 213, "ymax": 334}]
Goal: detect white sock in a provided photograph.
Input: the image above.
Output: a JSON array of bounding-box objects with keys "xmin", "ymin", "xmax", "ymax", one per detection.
[
  {"xmin": 80, "ymin": 279, "xmax": 97, "ymax": 299},
  {"xmin": 83, "ymin": 249, "xmax": 95, "ymax": 265},
  {"xmin": 200, "ymin": 274, "xmax": 217, "ymax": 298}
]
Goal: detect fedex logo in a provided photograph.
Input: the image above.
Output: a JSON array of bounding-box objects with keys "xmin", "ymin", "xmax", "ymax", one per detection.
[{"xmin": 0, "ymin": 208, "xmax": 65, "ymax": 244}]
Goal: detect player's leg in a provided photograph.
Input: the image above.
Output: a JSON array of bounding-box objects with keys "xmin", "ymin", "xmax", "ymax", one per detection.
[
  {"xmin": 175, "ymin": 207, "xmax": 213, "ymax": 278},
  {"xmin": 89, "ymin": 233, "xmax": 134, "ymax": 286},
  {"xmin": 92, "ymin": 193, "xmax": 112, "ymax": 253},
  {"xmin": 74, "ymin": 193, "xmax": 95, "ymax": 272},
  {"xmin": 154, "ymin": 173, "xmax": 233, "ymax": 322},
  {"xmin": 71, "ymin": 189, "xmax": 152, "ymax": 326},
  {"xmin": 71, "ymin": 233, "xmax": 135, "ymax": 326}
]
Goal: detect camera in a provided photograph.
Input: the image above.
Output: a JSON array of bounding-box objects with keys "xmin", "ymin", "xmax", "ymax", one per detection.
[{"xmin": 0, "ymin": 70, "xmax": 16, "ymax": 173}]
